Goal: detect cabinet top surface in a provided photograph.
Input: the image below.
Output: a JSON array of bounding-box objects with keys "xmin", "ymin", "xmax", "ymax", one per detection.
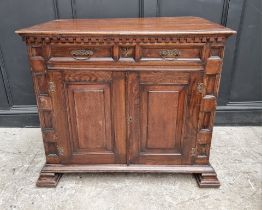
[{"xmin": 16, "ymin": 17, "xmax": 235, "ymax": 36}]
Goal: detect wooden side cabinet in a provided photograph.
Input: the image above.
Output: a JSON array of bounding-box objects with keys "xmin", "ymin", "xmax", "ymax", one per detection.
[{"xmin": 16, "ymin": 17, "xmax": 235, "ymax": 188}]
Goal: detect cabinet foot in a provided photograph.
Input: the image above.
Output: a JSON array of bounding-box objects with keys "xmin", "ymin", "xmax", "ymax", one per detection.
[
  {"xmin": 194, "ymin": 171, "xmax": 220, "ymax": 188},
  {"xmin": 36, "ymin": 172, "xmax": 63, "ymax": 187}
]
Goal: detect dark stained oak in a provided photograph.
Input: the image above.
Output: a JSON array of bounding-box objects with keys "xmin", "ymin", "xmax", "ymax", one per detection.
[
  {"xmin": 16, "ymin": 17, "xmax": 235, "ymax": 36},
  {"xmin": 16, "ymin": 17, "xmax": 235, "ymax": 188},
  {"xmin": 42, "ymin": 164, "xmax": 217, "ymax": 174},
  {"xmin": 194, "ymin": 172, "xmax": 220, "ymax": 188},
  {"xmin": 127, "ymin": 71, "xmax": 202, "ymax": 165},
  {"xmin": 36, "ymin": 172, "xmax": 62, "ymax": 188}
]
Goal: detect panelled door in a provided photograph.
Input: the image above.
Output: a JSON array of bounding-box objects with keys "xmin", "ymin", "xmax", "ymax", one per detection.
[
  {"xmin": 49, "ymin": 70, "xmax": 126, "ymax": 164},
  {"xmin": 127, "ymin": 71, "xmax": 203, "ymax": 165},
  {"xmin": 49, "ymin": 69, "xmax": 202, "ymax": 165}
]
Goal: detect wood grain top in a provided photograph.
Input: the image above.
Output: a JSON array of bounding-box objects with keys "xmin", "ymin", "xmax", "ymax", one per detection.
[{"xmin": 16, "ymin": 17, "xmax": 236, "ymax": 36}]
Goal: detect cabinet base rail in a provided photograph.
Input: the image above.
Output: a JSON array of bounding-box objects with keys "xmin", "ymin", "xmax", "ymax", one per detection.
[{"xmin": 36, "ymin": 164, "xmax": 220, "ymax": 188}]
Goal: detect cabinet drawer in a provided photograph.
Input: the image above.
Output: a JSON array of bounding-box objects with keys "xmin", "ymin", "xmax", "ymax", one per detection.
[
  {"xmin": 50, "ymin": 45, "xmax": 114, "ymax": 61},
  {"xmin": 140, "ymin": 45, "xmax": 202, "ymax": 61}
]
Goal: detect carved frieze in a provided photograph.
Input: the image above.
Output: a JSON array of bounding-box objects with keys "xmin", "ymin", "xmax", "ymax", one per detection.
[{"xmin": 23, "ymin": 35, "xmax": 226, "ymax": 45}]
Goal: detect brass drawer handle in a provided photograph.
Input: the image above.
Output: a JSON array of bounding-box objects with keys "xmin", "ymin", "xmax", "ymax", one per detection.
[
  {"xmin": 70, "ymin": 49, "xmax": 94, "ymax": 60},
  {"xmin": 159, "ymin": 49, "xmax": 180, "ymax": 60}
]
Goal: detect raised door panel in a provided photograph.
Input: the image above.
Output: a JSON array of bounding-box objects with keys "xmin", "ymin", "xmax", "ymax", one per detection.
[
  {"xmin": 49, "ymin": 71, "xmax": 126, "ymax": 164},
  {"xmin": 140, "ymin": 85, "xmax": 186, "ymax": 154},
  {"xmin": 128, "ymin": 71, "xmax": 203, "ymax": 165},
  {"xmin": 67, "ymin": 84, "xmax": 113, "ymax": 153}
]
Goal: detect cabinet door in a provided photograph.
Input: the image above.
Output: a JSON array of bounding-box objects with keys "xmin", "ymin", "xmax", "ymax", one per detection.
[
  {"xmin": 49, "ymin": 71, "xmax": 126, "ymax": 164},
  {"xmin": 127, "ymin": 71, "xmax": 203, "ymax": 165}
]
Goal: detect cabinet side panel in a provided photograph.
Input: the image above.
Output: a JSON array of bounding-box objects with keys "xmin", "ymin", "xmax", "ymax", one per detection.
[
  {"xmin": 195, "ymin": 44, "xmax": 225, "ymax": 164},
  {"xmin": 28, "ymin": 45, "xmax": 61, "ymax": 164}
]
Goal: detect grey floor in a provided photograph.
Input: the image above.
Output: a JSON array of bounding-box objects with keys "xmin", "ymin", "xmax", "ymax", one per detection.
[{"xmin": 0, "ymin": 127, "xmax": 261, "ymax": 210}]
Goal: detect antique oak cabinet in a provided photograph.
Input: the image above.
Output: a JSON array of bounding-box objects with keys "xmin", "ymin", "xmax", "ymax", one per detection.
[{"xmin": 16, "ymin": 17, "xmax": 235, "ymax": 188}]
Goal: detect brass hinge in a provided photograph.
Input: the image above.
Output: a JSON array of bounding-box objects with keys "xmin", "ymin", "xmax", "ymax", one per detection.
[
  {"xmin": 48, "ymin": 81, "xmax": 56, "ymax": 93},
  {"xmin": 191, "ymin": 147, "xmax": 197, "ymax": 156},
  {"xmin": 197, "ymin": 83, "xmax": 205, "ymax": 94},
  {"xmin": 57, "ymin": 145, "xmax": 64, "ymax": 156}
]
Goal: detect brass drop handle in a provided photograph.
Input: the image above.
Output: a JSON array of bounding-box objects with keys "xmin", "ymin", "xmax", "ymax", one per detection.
[
  {"xmin": 159, "ymin": 49, "xmax": 180, "ymax": 60},
  {"xmin": 71, "ymin": 49, "xmax": 94, "ymax": 60}
]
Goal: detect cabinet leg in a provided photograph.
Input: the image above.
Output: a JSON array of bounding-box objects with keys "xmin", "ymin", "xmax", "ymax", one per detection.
[
  {"xmin": 194, "ymin": 171, "xmax": 220, "ymax": 188},
  {"xmin": 36, "ymin": 172, "xmax": 63, "ymax": 187}
]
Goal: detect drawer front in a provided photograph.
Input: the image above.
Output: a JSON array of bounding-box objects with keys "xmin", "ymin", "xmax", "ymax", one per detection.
[
  {"xmin": 50, "ymin": 45, "xmax": 114, "ymax": 61},
  {"xmin": 140, "ymin": 45, "xmax": 202, "ymax": 61},
  {"xmin": 47, "ymin": 43, "xmax": 204, "ymax": 68}
]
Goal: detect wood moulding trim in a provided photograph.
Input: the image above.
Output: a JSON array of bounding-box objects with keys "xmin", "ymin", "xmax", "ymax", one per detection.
[
  {"xmin": 224, "ymin": 0, "xmax": 247, "ymax": 104},
  {"xmin": 70, "ymin": 0, "xmax": 77, "ymax": 19},
  {"xmin": 42, "ymin": 164, "xmax": 216, "ymax": 174},
  {"xmin": 217, "ymin": 101, "xmax": 262, "ymax": 111},
  {"xmin": 216, "ymin": 101, "xmax": 262, "ymax": 125},
  {"xmin": 0, "ymin": 45, "xmax": 14, "ymax": 107},
  {"xmin": 221, "ymin": 0, "xmax": 230, "ymax": 26},
  {"xmin": 52, "ymin": 0, "xmax": 59, "ymax": 19},
  {"xmin": 0, "ymin": 105, "xmax": 39, "ymax": 127},
  {"xmin": 22, "ymin": 35, "xmax": 227, "ymax": 45},
  {"xmin": 139, "ymin": 0, "xmax": 144, "ymax": 18},
  {"xmin": 156, "ymin": 0, "xmax": 161, "ymax": 17},
  {"xmin": 0, "ymin": 105, "xmax": 38, "ymax": 115}
]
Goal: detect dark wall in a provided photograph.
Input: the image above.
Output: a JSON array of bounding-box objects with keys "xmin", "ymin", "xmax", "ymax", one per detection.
[{"xmin": 0, "ymin": 0, "xmax": 261, "ymax": 127}]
